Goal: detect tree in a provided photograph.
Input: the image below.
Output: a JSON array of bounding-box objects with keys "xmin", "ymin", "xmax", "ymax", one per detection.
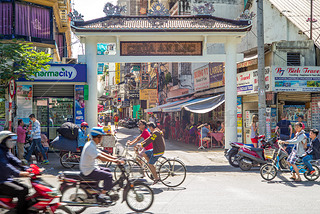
[{"xmin": 0, "ymin": 41, "xmax": 52, "ymax": 92}]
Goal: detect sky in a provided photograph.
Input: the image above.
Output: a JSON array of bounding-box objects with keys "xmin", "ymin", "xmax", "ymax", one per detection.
[{"xmin": 72, "ymin": 0, "xmax": 117, "ymax": 21}]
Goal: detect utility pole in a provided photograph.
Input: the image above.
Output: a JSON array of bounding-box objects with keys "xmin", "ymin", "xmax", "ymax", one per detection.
[
  {"xmin": 310, "ymin": 0, "xmax": 313, "ymax": 40},
  {"xmin": 257, "ymin": 0, "xmax": 266, "ymax": 136}
]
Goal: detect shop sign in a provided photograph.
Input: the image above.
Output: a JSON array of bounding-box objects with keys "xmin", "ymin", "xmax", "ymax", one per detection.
[
  {"xmin": 115, "ymin": 63, "xmax": 120, "ymax": 84},
  {"xmin": 16, "ymin": 85, "xmax": 32, "ymax": 123},
  {"xmin": 22, "ymin": 64, "xmax": 87, "ymax": 82},
  {"xmin": 209, "ymin": 62, "xmax": 224, "ymax": 88},
  {"xmin": 237, "ymin": 67, "xmax": 271, "ymax": 95},
  {"xmin": 140, "ymin": 89, "xmax": 158, "ymax": 104},
  {"xmin": 237, "ymin": 58, "xmax": 258, "ymax": 69},
  {"xmin": 194, "ymin": 64, "xmax": 209, "ymax": 92},
  {"xmin": 75, "ymin": 85, "xmax": 85, "ymax": 126},
  {"xmin": 120, "ymin": 41, "xmax": 202, "ymax": 56},
  {"xmin": 122, "ymin": 100, "xmax": 130, "ymax": 107},
  {"xmin": 237, "ymin": 97, "xmax": 242, "ymax": 143},
  {"xmin": 97, "ymin": 43, "xmax": 116, "ymax": 55},
  {"xmin": 129, "ymin": 90, "xmax": 139, "ymax": 99},
  {"xmin": 273, "ymin": 66, "xmax": 320, "ymax": 92}
]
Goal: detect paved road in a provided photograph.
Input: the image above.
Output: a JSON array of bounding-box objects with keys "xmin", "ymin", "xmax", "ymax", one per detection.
[{"xmin": 37, "ymin": 127, "xmax": 320, "ymax": 214}]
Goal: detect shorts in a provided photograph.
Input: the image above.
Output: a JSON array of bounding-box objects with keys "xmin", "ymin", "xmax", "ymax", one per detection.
[
  {"xmin": 287, "ymin": 150, "xmax": 298, "ymax": 165},
  {"xmin": 114, "ymin": 122, "xmax": 119, "ymax": 126},
  {"xmin": 145, "ymin": 149, "xmax": 162, "ymax": 165},
  {"xmin": 251, "ymin": 138, "xmax": 258, "ymax": 144},
  {"xmin": 138, "ymin": 147, "xmax": 147, "ymax": 157}
]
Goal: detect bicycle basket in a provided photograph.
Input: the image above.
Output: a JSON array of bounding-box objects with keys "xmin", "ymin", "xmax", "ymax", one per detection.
[
  {"xmin": 101, "ymin": 135, "xmax": 116, "ymax": 147},
  {"xmin": 264, "ymin": 148, "xmax": 275, "ymax": 160}
]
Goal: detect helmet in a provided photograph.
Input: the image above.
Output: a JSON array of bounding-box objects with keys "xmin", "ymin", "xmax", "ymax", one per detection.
[
  {"xmin": 91, "ymin": 127, "xmax": 106, "ymax": 137},
  {"xmin": 0, "ymin": 131, "xmax": 17, "ymax": 149},
  {"xmin": 81, "ymin": 122, "xmax": 89, "ymax": 128}
]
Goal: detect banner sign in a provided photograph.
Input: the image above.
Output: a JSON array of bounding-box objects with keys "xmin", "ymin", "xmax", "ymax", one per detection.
[
  {"xmin": 16, "ymin": 85, "xmax": 33, "ymax": 124},
  {"xmin": 120, "ymin": 41, "xmax": 202, "ymax": 56},
  {"xmin": 273, "ymin": 66, "xmax": 320, "ymax": 92},
  {"xmin": 194, "ymin": 64, "xmax": 209, "ymax": 91},
  {"xmin": 209, "ymin": 62, "xmax": 224, "ymax": 88},
  {"xmin": 237, "ymin": 67, "xmax": 271, "ymax": 95},
  {"xmin": 115, "ymin": 63, "xmax": 120, "ymax": 84},
  {"xmin": 237, "ymin": 97, "xmax": 242, "ymax": 143},
  {"xmin": 97, "ymin": 43, "xmax": 116, "ymax": 55},
  {"xmin": 75, "ymin": 85, "xmax": 85, "ymax": 126}
]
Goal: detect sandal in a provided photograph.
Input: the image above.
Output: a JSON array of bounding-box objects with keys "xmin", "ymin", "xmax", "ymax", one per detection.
[
  {"xmin": 289, "ymin": 177, "xmax": 296, "ymax": 180},
  {"xmin": 152, "ymin": 179, "xmax": 160, "ymax": 185}
]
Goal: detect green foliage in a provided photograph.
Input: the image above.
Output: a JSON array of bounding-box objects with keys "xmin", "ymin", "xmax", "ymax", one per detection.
[
  {"xmin": 0, "ymin": 41, "xmax": 52, "ymax": 87},
  {"xmin": 164, "ymin": 72, "xmax": 172, "ymax": 85}
]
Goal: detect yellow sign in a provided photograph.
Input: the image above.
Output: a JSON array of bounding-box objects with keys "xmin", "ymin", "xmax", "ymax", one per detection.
[
  {"xmin": 115, "ymin": 63, "xmax": 120, "ymax": 84},
  {"xmin": 140, "ymin": 89, "xmax": 158, "ymax": 104}
]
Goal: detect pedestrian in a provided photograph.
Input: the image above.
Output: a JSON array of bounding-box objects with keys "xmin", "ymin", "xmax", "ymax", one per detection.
[
  {"xmin": 16, "ymin": 119, "xmax": 27, "ymax": 160},
  {"xmin": 250, "ymin": 115, "xmax": 259, "ymax": 148},
  {"xmin": 275, "ymin": 113, "xmax": 293, "ymax": 140},
  {"xmin": 297, "ymin": 115, "xmax": 305, "ymax": 130},
  {"xmin": 164, "ymin": 113, "xmax": 171, "ymax": 139},
  {"xmin": 149, "ymin": 114, "xmax": 156, "ymax": 123},
  {"xmin": 25, "ymin": 114, "xmax": 49, "ymax": 164},
  {"xmin": 39, "ymin": 133, "xmax": 49, "ymax": 162},
  {"xmin": 113, "ymin": 114, "xmax": 119, "ymax": 130}
]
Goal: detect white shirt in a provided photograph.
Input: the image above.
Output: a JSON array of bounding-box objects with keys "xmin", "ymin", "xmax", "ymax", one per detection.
[
  {"xmin": 80, "ymin": 141, "xmax": 101, "ymax": 176},
  {"xmin": 149, "ymin": 117, "xmax": 155, "ymax": 123}
]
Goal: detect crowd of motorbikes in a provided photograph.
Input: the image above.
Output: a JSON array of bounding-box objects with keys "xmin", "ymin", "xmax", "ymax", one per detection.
[{"xmin": 119, "ymin": 118, "xmax": 139, "ymax": 129}]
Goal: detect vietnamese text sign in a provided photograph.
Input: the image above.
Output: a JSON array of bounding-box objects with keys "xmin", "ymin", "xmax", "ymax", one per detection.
[
  {"xmin": 237, "ymin": 67, "xmax": 271, "ymax": 95},
  {"xmin": 209, "ymin": 62, "xmax": 224, "ymax": 88},
  {"xmin": 115, "ymin": 63, "xmax": 120, "ymax": 84},
  {"xmin": 140, "ymin": 89, "xmax": 158, "ymax": 104},
  {"xmin": 273, "ymin": 66, "xmax": 320, "ymax": 92},
  {"xmin": 194, "ymin": 64, "xmax": 209, "ymax": 91},
  {"xmin": 120, "ymin": 41, "xmax": 202, "ymax": 56}
]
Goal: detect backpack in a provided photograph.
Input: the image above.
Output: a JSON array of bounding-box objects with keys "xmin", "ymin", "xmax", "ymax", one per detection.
[{"xmin": 57, "ymin": 122, "xmax": 79, "ymax": 140}]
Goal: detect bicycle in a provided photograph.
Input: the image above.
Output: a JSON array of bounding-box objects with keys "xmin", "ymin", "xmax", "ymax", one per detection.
[
  {"xmin": 114, "ymin": 145, "xmax": 187, "ymax": 187},
  {"xmin": 260, "ymin": 141, "xmax": 320, "ymax": 181}
]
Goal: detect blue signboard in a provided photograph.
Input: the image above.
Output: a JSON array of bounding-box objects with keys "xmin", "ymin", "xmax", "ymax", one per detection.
[{"xmin": 75, "ymin": 85, "xmax": 85, "ymax": 126}]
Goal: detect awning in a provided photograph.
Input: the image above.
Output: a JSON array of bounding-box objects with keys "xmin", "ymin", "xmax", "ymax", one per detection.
[
  {"xmin": 183, "ymin": 94, "xmax": 225, "ymax": 114},
  {"xmin": 162, "ymin": 97, "xmax": 210, "ymax": 112},
  {"xmin": 145, "ymin": 98, "xmax": 192, "ymax": 113}
]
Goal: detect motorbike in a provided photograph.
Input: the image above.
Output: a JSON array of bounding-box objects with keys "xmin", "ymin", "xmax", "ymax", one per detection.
[
  {"xmin": 226, "ymin": 142, "xmax": 246, "ymax": 167},
  {"xmin": 237, "ymin": 136, "xmax": 289, "ymax": 171},
  {"xmin": 126, "ymin": 118, "xmax": 138, "ymax": 129},
  {"xmin": 59, "ymin": 163, "xmax": 154, "ymax": 214},
  {"xmin": 0, "ymin": 164, "xmax": 73, "ymax": 214}
]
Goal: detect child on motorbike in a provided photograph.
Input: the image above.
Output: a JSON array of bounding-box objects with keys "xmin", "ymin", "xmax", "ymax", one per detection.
[
  {"xmin": 302, "ymin": 129, "xmax": 320, "ymax": 175},
  {"xmin": 279, "ymin": 122, "xmax": 307, "ymax": 181}
]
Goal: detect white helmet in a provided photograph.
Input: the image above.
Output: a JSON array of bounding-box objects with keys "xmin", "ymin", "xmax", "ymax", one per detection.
[{"xmin": 0, "ymin": 131, "xmax": 17, "ymax": 149}]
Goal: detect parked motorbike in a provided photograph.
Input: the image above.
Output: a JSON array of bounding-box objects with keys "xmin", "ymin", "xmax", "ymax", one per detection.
[
  {"xmin": 59, "ymin": 163, "xmax": 154, "ymax": 214},
  {"xmin": 226, "ymin": 142, "xmax": 246, "ymax": 167},
  {"xmin": 237, "ymin": 137, "xmax": 289, "ymax": 171},
  {"xmin": 127, "ymin": 118, "xmax": 138, "ymax": 129},
  {"xmin": 0, "ymin": 164, "xmax": 73, "ymax": 214}
]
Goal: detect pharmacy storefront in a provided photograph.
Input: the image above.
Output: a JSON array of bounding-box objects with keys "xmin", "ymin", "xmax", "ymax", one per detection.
[{"xmin": 17, "ymin": 64, "xmax": 87, "ymax": 140}]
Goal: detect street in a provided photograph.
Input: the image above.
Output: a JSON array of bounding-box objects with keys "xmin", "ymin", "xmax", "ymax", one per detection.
[{"xmin": 39, "ymin": 127, "xmax": 320, "ymax": 214}]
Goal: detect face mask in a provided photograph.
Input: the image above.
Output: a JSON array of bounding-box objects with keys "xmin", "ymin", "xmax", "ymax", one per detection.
[{"xmin": 5, "ymin": 139, "xmax": 16, "ymax": 149}]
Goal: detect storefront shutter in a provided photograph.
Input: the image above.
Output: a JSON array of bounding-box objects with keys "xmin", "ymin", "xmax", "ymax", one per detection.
[{"xmin": 33, "ymin": 85, "xmax": 74, "ymax": 97}]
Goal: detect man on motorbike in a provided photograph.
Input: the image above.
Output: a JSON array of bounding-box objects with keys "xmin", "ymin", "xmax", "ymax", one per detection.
[
  {"xmin": 0, "ymin": 131, "xmax": 30, "ymax": 214},
  {"xmin": 78, "ymin": 122, "xmax": 89, "ymax": 152},
  {"xmin": 80, "ymin": 127, "xmax": 124, "ymax": 204},
  {"xmin": 279, "ymin": 122, "xmax": 307, "ymax": 181},
  {"xmin": 302, "ymin": 129, "xmax": 320, "ymax": 175}
]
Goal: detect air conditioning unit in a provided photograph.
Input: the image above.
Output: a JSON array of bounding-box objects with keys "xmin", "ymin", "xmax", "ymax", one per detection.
[{"xmin": 62, "ymin": 57, "xmax": 77, "ymax": 64}]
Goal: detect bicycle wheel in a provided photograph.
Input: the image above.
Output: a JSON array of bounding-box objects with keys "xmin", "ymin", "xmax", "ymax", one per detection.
[
  {"xmin": 260, "ymin": 163, "xmax": 277, "ymax": 181},
  {"xmin": 159, "ymin": 159, "xmax": 186, "ymax": 187},
  {"xmin": 60, "ymin": 186, "xmax": 87, "ymax": 214},
  {"xmin": 125, "ymin": 183, "xmax": 154, "ymax": 212},
  {"xmin": 114, "ymin": 159, "xmax": 143, "ymax": 180},
  {"xmin": 60, "ymin": 153, "xmax": 77, "ymax": 168},
  {"xmin": 145, "ymin": 156, "xmax": 168, "ymax": 180},
  {"xmin": 304, "ymin": 164, "xmax": 320, "ymax": 181}
]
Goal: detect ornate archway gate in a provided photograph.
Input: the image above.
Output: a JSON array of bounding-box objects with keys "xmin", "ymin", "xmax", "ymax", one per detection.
[{"xmin": 72, "ymin": 13, "xmax": 251, "ymax": 148}]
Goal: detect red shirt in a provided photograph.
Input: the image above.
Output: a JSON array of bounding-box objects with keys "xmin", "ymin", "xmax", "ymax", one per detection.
[
  {"xmin": 141, "ymin": 128, "xmax": 153, "ymax": 150},
  {"xmin": 164, "ymin": 116, "xmax": 171, "ymax": 126},
  {"xmin": 17, "ymin": 126, "xmax": 27, "ymax": 143},
  {"xmin": 114, "ymin": 116, "xmax": 119, "ymax": 122}
]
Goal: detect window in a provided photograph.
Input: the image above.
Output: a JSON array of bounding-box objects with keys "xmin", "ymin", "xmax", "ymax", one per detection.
[{"xmin": 287, "ymin": 53, "xmax": 301, "ymax": 66}]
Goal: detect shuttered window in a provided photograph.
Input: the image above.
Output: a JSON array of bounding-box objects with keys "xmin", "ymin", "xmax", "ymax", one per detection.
[
  {"xmin": 287, "ymin": 53, "xmax": 300, "ymax": 66},
  {"xmin": 33, "ymin": 85, "xmax": 74, "ymax": 97}
]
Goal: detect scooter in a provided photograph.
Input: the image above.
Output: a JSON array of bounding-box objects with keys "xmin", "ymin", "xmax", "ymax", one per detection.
[
  {"xmin": 226, "ymin": 142, "xmax": 246, "ymax": 167},
  {"xmin": 238, "ymin": 137, "xmax": 289, "ymax": 171},
  {"xmin": 0, "ymin": 164, "xmax": 73, "ymax": 214}
]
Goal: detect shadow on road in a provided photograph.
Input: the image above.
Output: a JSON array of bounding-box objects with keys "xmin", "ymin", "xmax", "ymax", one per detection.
[
  {"xmin": 261, "ymin": 172, "xmax": 320, "ymax": 187},
  {"xmin": 186, "ymin": 165, "xmax": 261, "ymax": 173},
  {"xmin": 152, "ymin": 186, "xmax": 186, "ymax": 195}
]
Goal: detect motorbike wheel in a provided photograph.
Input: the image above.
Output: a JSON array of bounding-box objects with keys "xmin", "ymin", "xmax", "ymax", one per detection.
[
  {"xmin": 228, "ymin": 148, "xmax": 240, "ymax": 168},
  {"xmin": 49, "ymin": 206, "xmax": 75, "ymax": 214},
  {"xmin": 304, "ymin": 164, "xmax": 320, "ymax": 181},
  {"xmin": 60, "ymin": 186, "xmax": 88, "ymax": 214},
  {"xmin": 260, "ymin": 163, "xmax": 277, "ymax": 181},
  {"xmin": 279, "ymin": 157, "xmax": 289, "ymax": 170},
  {"xmin": 239, "ymin": 157, "xmax": 252, "ymax": 171},
  {"xmin": 60, "ymin": 153, "xmax": 77, "ymax": 168},
  {"xmin": 125, "ymin": 183, "xmax": 154, "ymax": 212}
]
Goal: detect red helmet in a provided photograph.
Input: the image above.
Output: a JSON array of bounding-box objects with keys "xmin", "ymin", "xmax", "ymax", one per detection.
[{"xmin": 81, "ymin": 122, "xmax": 89, "ymax": 128}]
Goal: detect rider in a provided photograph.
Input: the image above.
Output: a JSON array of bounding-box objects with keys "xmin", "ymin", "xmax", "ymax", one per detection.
[
  {"xmin": 302, "ymin": 129, "xmax": 320, "ymax": 175},
  {"xmin": 0, "ymin": 131, "xmax": 30, "ymax": 214},
  {"xmin": 140, "ymin": 122, "xmax": 166, "ymax": 185},
  {"xmin": 279, "ymin": 122, "xmax": 307, "ymax": 181},
  {"xmin": 78, "ymin": 122, "xmax": 89, "ymax": 151},
  {"xmin": 79, "ymin": 127, "xmax": 123, "ymax": 204}
]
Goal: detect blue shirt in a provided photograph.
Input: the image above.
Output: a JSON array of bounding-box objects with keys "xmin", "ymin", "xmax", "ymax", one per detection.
[
  {"xmin": 78, "ymin": 128, "xmax": 87, "ymax": 148},
  {"xmin": 201, "ymin": 127, "xmax": 210, "ymax": 138},
  {"xmin": 31, "ymin": 120, "xmax": 41, "ymax": 139}
]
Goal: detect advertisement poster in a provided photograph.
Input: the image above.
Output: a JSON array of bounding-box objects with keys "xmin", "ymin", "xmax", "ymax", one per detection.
[
  {"xmin": 115, "ymin": 63, "xmax": 120, "ymax": 84},
  {"xmin": 209, "ymin": 62, "xmax": 224, "ymax": 88},
  {"xmin": 75, "ymin": 85, "xmax": 85, "ymax": 126},
  {"xmin": 283, "ymin": 105, "xmax": 308, "ymax": 127},
  {"xmin": 16, "ymin": 85, "xmax": 33, "ymax": 124},
  {"xmin": 237, "ymin": 97, "xmax": 242, "ymax": 143},
  {"xmin": 97, "ymin": 63, "xmax": 104, "ymax": 75},
  {"xmin": 311, "ymin": 94, "xmax": 320, "ymax": 130},
  {"xmin": 237, "ymin": 67, "xmax": 271, "ymax": 95},
  {"xmin": 97, "ymin": 43, "xmax": 116, "ymax": 55},
  {"xmin": 271, "ymin": 108, "xmax": 277, "ymax": 137},
  {"xmin": 273, "ymin": 66, "xmax": 320, "ymax": 92},
  {"xmin": 194, "ymin": 64, "xmax": 209, "ymax": 91}
]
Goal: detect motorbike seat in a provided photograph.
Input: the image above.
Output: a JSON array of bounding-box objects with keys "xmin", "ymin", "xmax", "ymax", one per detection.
[
  {"xmin": 62, "ymin": 171, "xmax": 97, "ymax": 182},
  {"xmin": 250, "ymin": 147, "xmax": 264, "ymax": 153}
]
